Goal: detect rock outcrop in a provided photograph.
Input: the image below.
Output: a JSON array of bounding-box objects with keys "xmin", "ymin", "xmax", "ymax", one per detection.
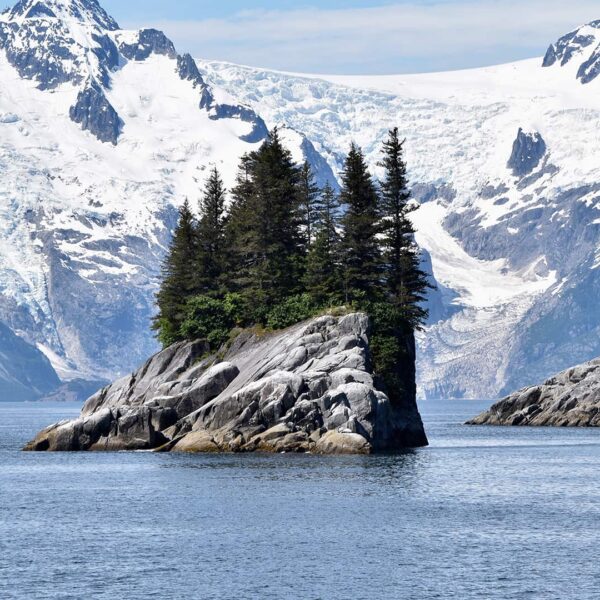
[
  {"xmin": 507, "ymin": 128, "xmax": 547, "ymax": 178},
  {"xmin": 468, "ymin": 359, "xmax": 600, "ymax": 427},
  {"xmin": 25, "ymin": 313, "xmax": 428, "ymax": 454}
]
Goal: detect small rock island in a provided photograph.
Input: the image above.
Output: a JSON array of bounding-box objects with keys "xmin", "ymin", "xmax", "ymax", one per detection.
[
  {"xmin": 468, "ymin": 359, "xmax": 600, "ymax": 427},
  {"xmin": 25, "ymin": 313, "xmax": 428, "ymax": 454}
]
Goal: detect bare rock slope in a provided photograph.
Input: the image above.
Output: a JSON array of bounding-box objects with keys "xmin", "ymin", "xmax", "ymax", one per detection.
[
  {"xmin": 468, "ymin": 359, "xmax": 600, "ymax": 426},
  {"xmin": 25, "ymin": 313, "xmax": 428, "ymax": 454}
]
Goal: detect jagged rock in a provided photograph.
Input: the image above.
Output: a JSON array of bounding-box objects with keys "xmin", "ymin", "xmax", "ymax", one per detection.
[
  {"xmin": 507, "ymin": 128, "xmax": 547, "ymax": 177},
  {"xmin": 0, "ymin": 0, "xmax": 268, "ymax": 145},
  {"xmin": 578, "ymin": 47, "xmax": 600, "ymax": 84},
  {"xmin": 177, "ymin": 53, "xmax": 213, "ymax": 108},
  {"xmin": 25, "ymin": 313, "xmax": 428, "ymax": 454},
  {"xmin": 69, "ymin": 81, "xmax": 122, "ymax": 145},
  {"xmin": 119, "ymin": 29, "xmax": 176, "ymax": 61},
  {"xmin": 467, "ymin": 358, "xmax": 600, "ymax": 427},
  {"xmin": 543, "ymin": 20, "xmax": 600, "ymax": 84}
]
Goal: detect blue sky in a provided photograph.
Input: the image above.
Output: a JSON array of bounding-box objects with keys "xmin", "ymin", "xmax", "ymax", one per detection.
[{"xmin": 39, "ymin": 1, "xmax": 600, "ymax": 73}]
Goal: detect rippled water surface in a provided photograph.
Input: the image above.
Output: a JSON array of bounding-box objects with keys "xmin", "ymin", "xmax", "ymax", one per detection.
[{"xmin": 1, "ymin": 400, "xmax": 600, "ymax": 599}]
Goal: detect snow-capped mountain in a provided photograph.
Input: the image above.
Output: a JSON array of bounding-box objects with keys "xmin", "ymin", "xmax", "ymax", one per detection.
[
  {"xmin": 0, "ymin": 0, "xmax": 333, "ymax": 400},
  {"xmin": 0, "ymin": 1, "xmax": 598, "ymax": 401},
  {"xmin": 198, "ymin": 20, "xmax": 600, "ymax": 398},
  {"xmin": 543, "ymin": 20, "xmax": 600, "ymax": 84}
]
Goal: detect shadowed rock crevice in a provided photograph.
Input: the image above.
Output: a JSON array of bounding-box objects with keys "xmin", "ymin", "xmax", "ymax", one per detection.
[{"xmin": 25, "ymin": 313, "xmax": 428, "ymax": 454}]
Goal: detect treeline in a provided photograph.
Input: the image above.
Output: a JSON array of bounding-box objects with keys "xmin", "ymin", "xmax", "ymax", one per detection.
[{"xmin": 154, "ymin": 128, "xmax": 430, "ymax": 396}]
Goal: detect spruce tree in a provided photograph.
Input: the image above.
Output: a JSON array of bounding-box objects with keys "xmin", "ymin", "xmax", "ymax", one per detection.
[
  {"xmin": 153, "ymin": 199, "xmax": 198, "ymax": 346},
  {"xmin": 227, "ymin": 129, "xmax": 304, "ymax": 314},
  {"xmin": 379, "ymin": 128, "xmax": 430, "ymax": 329},
  {"xmin": 196, "ymin": 166, "xmax": 227, "ymax": 296},
  {"xmin": 339, "ymin": 143, "xmax": 382, "ymax": 302},
  {"xmin": 305, "ymin": 183, "xmax": 342, "ymax": 304},
  {"xmin": 298, "ymin": 161, "xmax": 320, "ymax": 250}
]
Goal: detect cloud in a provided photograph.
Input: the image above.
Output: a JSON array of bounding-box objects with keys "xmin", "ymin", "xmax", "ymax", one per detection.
[{"xmin": 134, "ymin": 0, "xmax": 600, "ymax": 74}]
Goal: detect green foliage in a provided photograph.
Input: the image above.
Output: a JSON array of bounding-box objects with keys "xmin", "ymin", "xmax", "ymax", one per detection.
[
  {"xmin": 180, "ymin": 295, "xmax": 232, "ymax": 349},
  {"xmin": 222, "ymin": 293, "xmax": 249, "ymax": 327},
  {"xmin": 305, "ymin": 182, "xmax": 343, "ymax": 305},
  {"xmin": 153, "ymin": 316, "xmax": 181, "ymax": 348},
  {"xmin": 379, "ymin": 128, "xmax": 432, "ymax": 329},
  {"xmin": 152, "ymin": 199, "xmax": 198, "ymax": 344},
  {"xmin": 153, "ymin": 127, "xmax": 430, "ymax": 401},
  {"xmin": 339, "ymin": 143, "xmax": 382, "ymax": 302},
  {"xmin": 299, "ymin": 161, "xmax": 320, "ymax": 250},
  {"xmin": 196, "ymin": 166, "xmax": 227, "ymax": 296},
  {"xmin": 359, "ymin": 301, "xmax": 413, "ymax": 403},
  {"xmin": 266, "ymin": 294, "xmax": 318, "ymax": 330},
  {"xmin": 227, "ymin": 128, "xmax": 305, "ymax": 308}
]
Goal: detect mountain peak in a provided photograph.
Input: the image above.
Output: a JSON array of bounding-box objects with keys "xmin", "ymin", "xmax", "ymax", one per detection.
[
  {"xmin": 7, "ymin": 0, "xmax": 118, "ymax": 31},
  {"xmin": 543, "ymin": 19, "xmax": 600, "ymax": 84}
]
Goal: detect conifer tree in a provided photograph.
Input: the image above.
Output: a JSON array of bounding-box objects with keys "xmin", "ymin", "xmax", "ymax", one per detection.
[
  {"xmin": 379, "ymin": 128, "xmax": 430, "ymax": 328},
  {"xmin": 196, "ymin": 166, "xmax": 227, "ymax": 296},
  {"xmin": 339, "ymin": 143, "xmax": 382, "ymax": 301},
  {"xmin": 298, "ymin": 161, "xmax": 320, "ymax": 250},
  {"xmin": 153, "ymin": 199, "xmax": 197, "ymax": 346},
  {"xmin": 305, "ymin": 183, "xmax": 342, "ymax": 303},
  {"xmin": 227, "ymin": 129, "xmax": 304, "ymax": 313}
]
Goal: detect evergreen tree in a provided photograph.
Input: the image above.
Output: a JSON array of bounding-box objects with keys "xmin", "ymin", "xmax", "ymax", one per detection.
[
  {"xmin": 379, "ymin": 128, "xmax": 431, "ymax": 329},
  {"xmin": 153, "ymin": 199, "xmax": 197, "ymax": 346},
  {"xmin": 227, "ymin": 129, "xmax": 304, "ymax": 314},
  {"xmin": 305, "ymin": 183, "xmax": 342, "ymax": 304},
  {"xmin": 298, "ymin": 161, "xmax": 320, "ymax": 250},
  {"xmin": 196, "ymin": 166, "xmax": 227, "ymax": 296},
  {"xmin": 339, "ymin": 143, "xmax": 382, "ymax": 301}
]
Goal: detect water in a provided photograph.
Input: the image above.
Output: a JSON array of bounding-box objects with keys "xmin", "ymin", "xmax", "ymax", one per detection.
[{"xmin": 1, "ymin": 401, "xmax": 600, "ymax": 600}]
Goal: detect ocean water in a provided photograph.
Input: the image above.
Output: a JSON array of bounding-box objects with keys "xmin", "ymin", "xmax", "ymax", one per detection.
[{"xmin": 1, "ymin": 401, "xmax": 600, "ymax": 600}]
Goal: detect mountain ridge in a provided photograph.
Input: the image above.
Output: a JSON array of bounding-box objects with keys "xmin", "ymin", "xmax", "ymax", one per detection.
[
  {"xmin": 0, "ymin": 0, "xmax": 334, "ymax": 401},
  {"xmin": 198, "ymin": 20, "xmax": 600, "ymax": 398},
  {"xmin": 0, "ymin": 0, "xmax": 598, "ymax": 401}
]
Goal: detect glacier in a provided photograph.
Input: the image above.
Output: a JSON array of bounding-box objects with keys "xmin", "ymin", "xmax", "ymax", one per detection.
[
  {"xmin": 0, "ymin": 0, "xmax": 598, "ymax": 400},
  {"xmin": 198, "ymin": 21, "xmax": 600, "ymax": 398},
  {"xmin": 0, "ymin": 0, "xmax": 331, "ymax": 400}
]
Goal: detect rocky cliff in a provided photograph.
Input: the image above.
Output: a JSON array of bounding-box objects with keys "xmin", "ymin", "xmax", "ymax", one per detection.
[
  {"xmin": 468, "ymin": 359, "xmax": 600, "ymax": 426},
  {"xmin": 25, "ymin": 313, "xmax": 428, "ymax": 454}
]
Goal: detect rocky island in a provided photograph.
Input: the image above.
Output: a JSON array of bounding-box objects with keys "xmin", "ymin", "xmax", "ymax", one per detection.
[
  {"xmin": 25, "ymin": 313, "xmax": 428, "ymax": 454},
  {"xmin": 468, "ymin": 358, "xmax": 600, "ymax": 427}
]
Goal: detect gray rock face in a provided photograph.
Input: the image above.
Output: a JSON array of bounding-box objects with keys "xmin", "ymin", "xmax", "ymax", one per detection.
[
  {"xmin": 468, "ymin": 359, "xmax": 600, "ymax": 427},
  {"xmin": 174, "ymin": 53, "xmax": 268, "ymax": 141},
  {"xmin": 542, "ymin": 20, "xmax": 600, "ymax": 84},
  {"xmin": 0, "ymin": 321, "xmax": 61, "ymax": 401},
  {"xmin": 69, "ymin": 81, "xmax": 122, "ymax": 145},
  {"xmin": 9, "ymin": 0, "xmax": 119, "ymax": 31},
  {"xmin": 210, "ymin": 103, "xmax": 269, "ymax": 144},
  {"xmin": 25, "ymin": 313, "xmax": 428, "ymax": 454},
  {"xmin": 0, "ymin": 0, "xmax": 268, "ymax": 145},
  {"xmin": 578, "ymin": 47, "xmax": 600, "ymax": 84},
  {"xmin": 0, "ymin": 1, "xmax": 118, "ymax": 91},
  {"xmin": 177, "ymin": 53, "xmax": 213, "ymax": 109},
  {"xmin": 507, "ymin": 128, "xmax": 547, "ymax": 177},
  {"xmin": 119, "ymin": 28, "xmax": 176, "ymax": 61}
]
